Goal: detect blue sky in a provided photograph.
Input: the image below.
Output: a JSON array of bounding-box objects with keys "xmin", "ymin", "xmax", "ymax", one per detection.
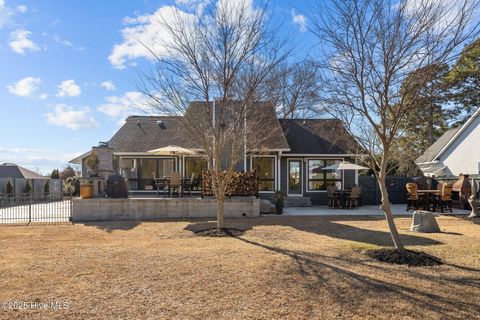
[{"xmin": 0, "ymin": 0, "xmax": 314, "ymax": 175}]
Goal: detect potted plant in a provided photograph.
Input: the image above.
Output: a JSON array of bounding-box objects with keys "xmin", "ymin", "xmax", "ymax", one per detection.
[
  {"xmin": 84, "ymin": 151, "xmax": 99, "ymax": 177},
  {"xmin": 274, "ymin": 190, "xmax": 285, "ymax": 215},
  {"xmin": 80, "ymin": 178, "xmax": 94, "ymax": 199}
]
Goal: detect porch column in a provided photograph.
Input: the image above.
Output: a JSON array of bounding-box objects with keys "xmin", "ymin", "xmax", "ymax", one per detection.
[{"xmin": 277, "ymin": 151, "xmax": 282, "ymax": 191}]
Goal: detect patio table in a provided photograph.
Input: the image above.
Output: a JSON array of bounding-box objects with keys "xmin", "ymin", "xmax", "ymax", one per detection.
[
  {"xmin": 334, "ymin": 190, "xmax": 351, "ymax": 209},
  {"xmin": 155, "ymin": 177, "xmax": 191, "ymax": 197},
  {"xmin": 417, "ymin": 190, "xmax": 441, "ymax": 211}
]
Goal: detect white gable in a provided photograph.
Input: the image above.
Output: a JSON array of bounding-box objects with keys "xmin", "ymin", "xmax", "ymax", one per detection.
[{"xmin": 439, "ymin": 111, "xmax": 480, "ymax": 176}]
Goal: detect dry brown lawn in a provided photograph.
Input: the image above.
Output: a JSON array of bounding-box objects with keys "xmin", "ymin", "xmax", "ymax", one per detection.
[{"xmin": 1, "ymin": 215, "xmax": 479, "ymax": 320}]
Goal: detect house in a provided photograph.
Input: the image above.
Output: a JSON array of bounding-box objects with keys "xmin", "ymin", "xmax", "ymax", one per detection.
[
  {"xmin": 416, "ymin": 107, "xmax": 480, "ymax": 178},
  {"xmin": 0, "ymin": 163, "xmax": 61, "ymax": 197},
  {"xmin": 70, "ymin": 101, "xmax": 361, "ymax": 205}
]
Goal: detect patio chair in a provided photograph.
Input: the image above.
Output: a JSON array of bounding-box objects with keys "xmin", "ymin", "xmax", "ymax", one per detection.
[
  {"xmin": 181, "ymin": 173, "xmax": 195, "ymax": 197},
  {"xmin": 345, "ymin": 186, "xmax": 361, "ymax": 209},
  {"xmin": 153, "ymin": 172, "xmax": 167, "ymax": 197},
  {"xmin": 438, "ymin": 184, "xmax": 453, "ymax": 213},
  {"xmin": 327, "ymin": 185, "xmax": 341, "ymax": 208},
  {"xmin": 406, "ymin": 182, "xmax": 419, "ymax": 211},
  {"xmin": 168, "ymin": 172, "xmax": 182, "ymax": 197}
]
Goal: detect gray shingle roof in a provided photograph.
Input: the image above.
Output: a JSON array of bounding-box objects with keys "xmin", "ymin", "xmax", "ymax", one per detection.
[
  {"xmin": 108, "ymin": 101, "xmax": 290, "ymax": 152},
  {"xmin": 416, "ymin": 127, "xmax": 460, "ymax": 163},
  {"xmin": 279, "ymin": 119, "xmax": 361, "ymax": 154},
  {"xmin": 108, "ymin": 116, "xmax": 195, "ymax": 152},
  {"xmin": 0, "ymin": 163, "xmax": 47, "ymax": 179}
]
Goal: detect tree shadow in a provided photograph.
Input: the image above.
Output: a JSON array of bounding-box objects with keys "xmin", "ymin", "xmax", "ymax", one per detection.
[
  {"xmin": 185, "ymin": 216, "xmax": 442, "ymax": 247},
  {"xmin": 81, "ymin": 220, "xmax": 141, "ymax": 233},
  {"xmin": 229, "ymin": 234, "xmax": 480, "ymax": 318}
]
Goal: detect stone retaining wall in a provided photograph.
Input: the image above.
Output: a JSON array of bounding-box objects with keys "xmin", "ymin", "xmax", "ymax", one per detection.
[{"xmin": 71, "ymin": 197, "xmax": 260, "ymax": 222}]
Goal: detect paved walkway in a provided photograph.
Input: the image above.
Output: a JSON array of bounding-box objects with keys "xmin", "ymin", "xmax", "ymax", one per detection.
[{"xmin": 283, "ymin": 204, "xmax": 470, "ymax": 216}]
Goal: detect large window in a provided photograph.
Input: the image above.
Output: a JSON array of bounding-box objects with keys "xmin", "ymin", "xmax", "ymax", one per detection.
[
  {"xmin": 252, "ymin": 156, "xmax": 275, "ymax": 192},
  {"xmin": 307, "ymin": 159, "xmax": 342, "ymax": 191},
  {"xmin": 136, "ymin": 158, "xmax": 175, "ymax": 190},
  {"xmin": 185, "ymin": 157, "xmax": 208, "ymax": 191}
]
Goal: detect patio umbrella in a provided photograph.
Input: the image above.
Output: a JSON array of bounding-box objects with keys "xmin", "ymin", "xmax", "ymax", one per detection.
[
  {"xmin": 321, "ymin": 161, "xmax": 369, "ymax": 171},
  {"xmin": 147, "ymin": 145, "xmax": 197, "ymax": 155}
]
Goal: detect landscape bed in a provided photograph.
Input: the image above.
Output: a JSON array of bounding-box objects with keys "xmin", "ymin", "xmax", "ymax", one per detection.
[{"xmin": 1, "ymin": 215, "xmax": 479, "ymax": 319}]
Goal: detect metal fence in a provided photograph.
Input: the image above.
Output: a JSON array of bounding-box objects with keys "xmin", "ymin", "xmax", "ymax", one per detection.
[{"xmin": 0, "ymin": 193, "xmax": 72, "ymax": 225}]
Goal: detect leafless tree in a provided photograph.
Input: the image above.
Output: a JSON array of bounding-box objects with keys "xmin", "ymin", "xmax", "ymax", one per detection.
[
  {"xmin": 312, "ymin": 0, "xmax": 480, "ymax": 248},
  {"xmin": 265, "ymin": 60, "xmax": 321, "ymax": 119},
  {"xmin": 139, "ymin": 1, "xmax": 289, "ymax": 229}
]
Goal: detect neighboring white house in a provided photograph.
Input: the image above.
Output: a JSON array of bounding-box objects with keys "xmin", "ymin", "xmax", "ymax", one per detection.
[{"xmin": 416, "ymin": 107, "xmax": 480, "ymax": 177}]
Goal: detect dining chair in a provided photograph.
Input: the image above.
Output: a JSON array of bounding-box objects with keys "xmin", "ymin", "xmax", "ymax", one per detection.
[
  {"xmin": 345, "ymin": 186, "xmax": 361, "ymax": 209},
  {"xmin": 152, "ymin": 171, "xmax": 167, "ymax": 197},
  {"xmin": 406, "ymin": 182, "xmax": 419, "ymax": 211},
  {"xmin": 181, "ymin": 173, "xmax": 194, "ymax": 197},
  {"xmin": 168, "ymin": 172, "xmax": 182, "ymax": 197},
  {"xmin": 439, "ymin": 184, "xmax": 453, "ymax": 213},
  {"xmin": 327, "ymin": 185, "xmax": 341, "ymax": 208}
]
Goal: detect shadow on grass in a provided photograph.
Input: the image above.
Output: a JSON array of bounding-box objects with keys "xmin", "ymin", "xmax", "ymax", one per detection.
[
  {"xmin": 81, "ymin": 220, "xmax": 141, "ymax": 232},
  {"xmin": 229, "ymin": 234, "xmax": 480, "ymax": 318},
  {"xmin": 185, "ymin": 215, "xmax": 442, "ymax": 247}
]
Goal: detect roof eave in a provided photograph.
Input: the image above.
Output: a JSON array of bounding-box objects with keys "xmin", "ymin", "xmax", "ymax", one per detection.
[{"xmin": 433, "ymin": 106, "xmax": 480, "ymax": 160}]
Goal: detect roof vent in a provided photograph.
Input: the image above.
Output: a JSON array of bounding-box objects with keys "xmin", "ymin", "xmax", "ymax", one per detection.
[{"xmin": 157, "ymin": 120, "xmax": 166, "ymax": 129}]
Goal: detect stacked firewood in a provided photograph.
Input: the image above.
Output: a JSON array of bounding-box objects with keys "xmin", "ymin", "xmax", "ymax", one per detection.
[{"xmin": 201, "ymin": 170, "xmax": 258, "ymax": 197}]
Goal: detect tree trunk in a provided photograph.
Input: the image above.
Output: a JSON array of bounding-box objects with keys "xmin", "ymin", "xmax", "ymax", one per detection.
[
  {"xmin": 217, "ymin": 192, "xmax": 225, "ymax": 229},
  {"xmin": 378, "ymin": 161, "xmax": 404, "ymax": 249}
]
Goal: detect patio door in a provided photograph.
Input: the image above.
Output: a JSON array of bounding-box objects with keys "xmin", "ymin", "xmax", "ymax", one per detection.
[{"xmin": 288, "ymin": 159, "xmax": 303, "ymax": 196}]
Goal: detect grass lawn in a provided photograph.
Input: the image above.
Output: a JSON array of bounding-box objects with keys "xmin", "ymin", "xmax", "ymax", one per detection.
[{"xmin": 1, "ymin": 215, "xmax": 479, "ymax": 319}]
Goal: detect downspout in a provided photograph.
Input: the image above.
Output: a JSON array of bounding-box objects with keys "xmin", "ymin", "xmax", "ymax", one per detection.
[
  {"xmin": 278, "ymin": 151, "xmax": 282, "ymax": 191},
  {"xmin": 212, "ymin": 99, "xmax": 216, "ymax": 169},
  {"xmin": 244, "ymin": 112, "xmax": 247, "ymax": 171}
]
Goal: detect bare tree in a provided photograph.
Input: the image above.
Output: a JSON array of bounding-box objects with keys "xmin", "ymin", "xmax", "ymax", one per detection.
[
  {"xmin": 139, "ymin": 1, "xmax": 288, "ymax": 229},
  {"xmin": 312, "ymin": 0, "xmax": 479, "ymax": 248},
  {"xmin": 265, "ymin": 61, "xmax": 321, "ymax": 119}
]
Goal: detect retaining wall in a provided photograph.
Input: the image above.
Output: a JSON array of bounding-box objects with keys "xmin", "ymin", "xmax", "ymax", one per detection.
[{"xmin": 71, "ymin": 197, "xmax": 260, "ymax": 222}]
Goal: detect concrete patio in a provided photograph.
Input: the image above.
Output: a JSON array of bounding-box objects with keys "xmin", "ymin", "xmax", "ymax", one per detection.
[{"xmin": 283, "ymin": 204, "xmax": 470, "ymax": 216}]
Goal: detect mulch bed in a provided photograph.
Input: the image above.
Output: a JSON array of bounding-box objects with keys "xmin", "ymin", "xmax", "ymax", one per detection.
[
  {"xmin": 194, "ymin": 228, "xmax": 245, "ymax": 237},
  {"xmin": 445, "ymin": 215, "xmax": 480, "ymax": 225},
  {"xmin": 365, "ymin": 249, "xmax": 443, "ymax": 267}
]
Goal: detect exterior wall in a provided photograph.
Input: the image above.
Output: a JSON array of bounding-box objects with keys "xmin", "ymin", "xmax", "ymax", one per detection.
[
  {"xmin": 71, "ymin": 197, "xmax": 260, "ymax": 222},
  {"xmin": 440, "ymin": 115, "xmax": 480, "ymax": 176},
  {"xmin": 279, "ymin": 156, "xmax": 356, "ymax": 205}
]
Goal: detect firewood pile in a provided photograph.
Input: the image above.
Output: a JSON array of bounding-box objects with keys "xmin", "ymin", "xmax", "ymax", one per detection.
[{"xmin": 202, "ymin": 170, "xmax": 258, "ymax": 198}]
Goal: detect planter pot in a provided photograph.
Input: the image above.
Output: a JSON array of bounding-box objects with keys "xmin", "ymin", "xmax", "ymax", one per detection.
[
  {"xmin": 80, "ymin": 183, "xmax": 94, "ymax": 199},
  {"xmin": 276, "ymin": 204, "xmax": 283, "ymax": 215}
]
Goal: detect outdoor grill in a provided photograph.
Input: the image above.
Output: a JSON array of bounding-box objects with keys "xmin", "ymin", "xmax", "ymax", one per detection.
[
  {"xmin": 106, "ymin": 174, "xmax": 128, "ymax": 198},
  {"xmin": 452, "ymin": 174, "xmax": 471, "ymax": 209}
]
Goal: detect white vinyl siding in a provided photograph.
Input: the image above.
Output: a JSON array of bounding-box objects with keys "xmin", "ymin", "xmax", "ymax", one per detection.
[{"xmin": 440, "ymin": 113, "xmax": 480, "ymax": 176}]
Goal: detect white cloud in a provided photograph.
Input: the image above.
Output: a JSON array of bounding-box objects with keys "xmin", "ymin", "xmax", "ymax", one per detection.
[
  {"xmin": 97, "ymin": 91, "xmax": 153, "ymax": 119},
  {"xmin": 0, "ymin": 0, "xmax": 13, "ymax": 29},
  {"xmin": 0, "ymin": 147, "xmax": 82, "ymax": 175},
  {"xmin": 16, "ymin": 4, "xmax": 27, "ymax": 13},
  {"xmin": 0, "ymin": 1, "xmax": 27, "ymax": 29},
  {"xmin": 45, "ymin": 104, "xmax": 98, "ymax": 130},
  {"xmin": 100, "ymin": 80, "xmax": 116, "ymax": 91},
  {"xmin": 38, "ymin": 93, "xmax": 48, "ymax": 100},
  {"xmin": 9, "ymin": 29, "xmax": 40, "ymax": 55},
  {"xmin": 56, "ymin": 79, "xmax": 81, "ymax": 97},
  {"xmin": 109, "ymin": 0, "xmax": 259, "ymax": 69},
  {"xmin": 291, "ymin": 9, "xmax": 306, "ymax": 32},
  {"xmin": 109, "ymin": 6, "xmax": 196, "ymax": 69},
  {"xmin": 7, "ymin": 76, "xmax": 41, "ymax": 97}
]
